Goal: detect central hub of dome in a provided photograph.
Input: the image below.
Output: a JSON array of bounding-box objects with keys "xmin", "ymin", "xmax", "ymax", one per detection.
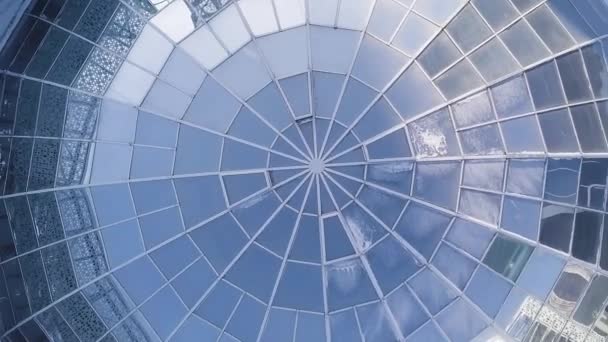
[{"xmin": 309, "ymin": 158, "xmax": 325, "ymax": 174}]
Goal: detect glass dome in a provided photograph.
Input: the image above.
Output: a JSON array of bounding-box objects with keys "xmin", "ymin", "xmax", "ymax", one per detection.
[{"xmin": 0, "ymin": 0, "xmax": 608, "ymax": 341}]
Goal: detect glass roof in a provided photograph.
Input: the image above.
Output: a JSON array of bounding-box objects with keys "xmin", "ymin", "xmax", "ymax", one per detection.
[{"xmin": 1, "ymin": 0, "xmax": 608, "ymax": 341}]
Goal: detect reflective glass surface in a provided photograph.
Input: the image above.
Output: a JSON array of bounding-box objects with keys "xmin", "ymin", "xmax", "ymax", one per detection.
[{"xmin": 1, "ymin": 0, "xmax": 608, "ymax": 341}]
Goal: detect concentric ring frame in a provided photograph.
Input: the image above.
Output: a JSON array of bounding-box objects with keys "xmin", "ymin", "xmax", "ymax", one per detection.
[{"xmin": 1, "ymin": 0, "xmax": 608, "ymax": 341}]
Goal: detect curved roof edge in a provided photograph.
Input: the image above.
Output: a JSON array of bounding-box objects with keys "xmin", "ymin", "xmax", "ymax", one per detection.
[{"xmin": 0, "ymin": 0, "xmax": 32, "ymax": 52}]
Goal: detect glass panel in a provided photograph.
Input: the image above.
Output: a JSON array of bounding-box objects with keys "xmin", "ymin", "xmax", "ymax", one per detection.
[
  {"xmin": 312, "ymin": 72, "xmax": 346, "ymax": 118},
  {"xmin": 483, "ymin": 235, "xmax": 534, "ymax": 282},
  {"xmin": 573, "ymin": 275, "xmax": 608, "ymax": 326},
  {"xmin": 557, "ymin": 51, "xmax": 594, "ymax": 103},
  {"xmin": 433, "ymin": 243, "xmax": 477, "ymax": 289},
  {"xmin": 213, "ymin": 44, "xmax": 271, "ymax": 100},
  {"xmin": 342, "ymin": 202, "xmax": 386, "ymax": 251},
  {"xmin": 113, "ymin": 256, "xmax": 165, "ymax": 305},
  {"xmin": 447, "ymin": 4, "xmax": 492, "ymax": 53},
  {"xmin": 410, "ymin": 268, "xmax": 458, "ymax": 315},
  {"xmin": 229, "ymin": 107, "xmax": 277, "ymax": 147},
  {"xmin": 526, "ymin": 61, "xmax": 566, "ymax": 110},
  {"xmin": 506, "ymin": 159, "xmax": 545, "ymax": 197},
  {"xmin": 224, "ymin": 295, "xmax": 266, "ymax": 342},
  {"xmin": 101, "ymin": 219, "xmax": 144, "ymax": 268},
  {"xmin": 570, "ymin": 103, "xmax": 608, "ymax": 152},
  {"xmin": 149, "ymin": 236, "xmax": 200, "ymax": 279},
  {"xmin": 294, "ymin": 312, "xmax": 326, "ymax": 342},
  {"xmin": 459, "ymin": 189, "xmax": 501, "ymax": 225},
  {"xmin": 463, "ymin": 160, "xmax": 504, "ymax": 191},
  {"xmin": 353, "ymin": 97, "xmax": 402, "ymax": 141},
  {"xmin": 225, "ymin": 244, "xmax": 281, "ymax": 303},
  {"xmin": 366, "ymin": 130, "xmax": 411, "ymax": 159},
  {"xmin": 129, "ymin": 180, "xmax": 177, "ymax": 215},
  {"xmin": 578, "ymin": 159, "xmax": 608, "ymax": 210},
  {"xmin": 127, "ymin": 25, "xmax": 173, "ymax": 74},
  {"xmin": 436, "ymin": 298, "xmax": 487, "ymax": 342},
  {"xmin": 526, "ymin": 4, "xmax": 574, "ymax": 54},
  {"xmin": 334, "ymin": 77, "xmax": 377, "ymax": 126},
  {"xmin": 239, "ymin": 0, "xmax": 279, "ymax": 36},
  {"xmin": 172, "ymin": 259, "xmax": 215, "ymax": 309},
  {"xmin": 544, "ymin": 158, "xmax": 580, "ymax": 205},
  {"xmin": 353, "ymin": 34, "xmax": 409, "ymax": 90},
  {"xmin": 368, "ymin": 0, "xmax": 408, "ymax": 42},
  {"xmin": 367, "ymin": 236, "xmax": 420, "ymax": 293},
  {"xmin": 257, "ymin": 206, "xmax": 297, "ymax": 255},
  {"xmin": 413, "ymin": 161, "xmax": 461, "ymax": 210},
  {"xmin": 501, "ymin": 196, "xmax": 541, "ymax": 241},
  {"xmin": 458, "ymin": 124, "xmax": 504, "ymax": 156},
  {"xmin": 159, "ymin": 48, "xmax": 207, "ymax": 95},
  {"xmin": 395, "ymin": 203, "xmax": 450, "ymax": 259},
  {"xmin": 413, "ymin": 0, "xmax": 465, "ymax": 25},
  {"xmin": 500, "ymin": 19, "xmax": 550, "ymax": 67},
  {"xmin": 538, "ymin": 109, "xmax": 579, "ymax": 152},
  {"xmin": 392, "ymin": 12, "xmax": 439, "ymax": 56},
  {"xmin": 387, "ymin": 284, "xmax": 428, "ymax": 337},
  {"xmin": 140, "ymin": 286, "xmax": 188, "ymax": 340},
  {"xmin": 260, "ymin": 308, "xmax": 296, "ymax": 342},
  {"xmin": 141, "ymin": 80, "xmax": 192, "ymax": 119},
  {"xmin": 174, "ymin": 125, "xmax": 222, "ymax": 174},
  {"xmin": 186, "ymin": 76, "xmax": 240, "ymax": 131},
  {"xmin": 470, "ymin": 38, "xmax": 520, "ymax": 83},
  {"xmin": 150, "ymin": 0, "xmax": 196, "ymax": 42},
  {"xmin": 326, "ymin": 258, "xmax": 377, "ymax": 311},
  {"xmin": 472, "ymin": 0, "xmax": 518, "ymax": 31},
  {"xmin": 171, "ymin": 315, "xmax": 220, "ymax": 341},
  {"xmin": 546, "ymin": 263, "xmax": 592, "ymax": 318},
  {"xmin": 356, "ymin": 302, "xmax": 398, "ymax": 341},
  {"xmin": 274, "ymin": 262, "xmax": 324, "ymax": 312},
  {"xmin": 451, "ymin": 91, "xmax": 494, "ymax": 128},
  {"xmin": 418, "ymin": 32, "xmax": 462, "ymax": 78},
  {"xmin": 97, "ymin": 100, "xmax": 137, "ymax": 143},
  {"xmin": 138, "ymin": 207, "xmax": 184, "ymax": 249},
  {"xmin": 571, "ymin": 210, "xmax": 602, "ymax": 264},
  {"xmin": 91, "ymin": 184, "xmax": 135, "ymax": 227},
  {"xmin": 435, "ymin": 59, "xmax": 485, "ymax": 100},
  {"xmin": 274, "ymin": 0, "xmax": 306, "ymax": 29},
  {"xmin": 465, "ymin": 265, "xmax": 512, "ymax": 318},
  {"xmin": 408, "ymin": 322, "xmax": 448, "ymax": 342},
  {"xmin": 491, "ymin": 75, "xmax": 533, "ymax": 119},
  {"xmin": 310, "ymin": 26, "xmax": 360, "ymax": 74},
  {"xmin": 179, "ymin": 25, "xmax": 228, "ymax": 70},
  {"xmin": 408, "ymin": 109, "xmax": 460, "ymax": 157},
  {"xmin": 289, "ymin": 215, "xmax": 322, "ymax": 263},
  {"xmin": 389, "ymin": 63, "xmax": 445, "ymax": 119},
  {"xmin": 209, "ymin": 4, "xmax": 251, "ymax": 53},
  {"xmin": 195, "ymin": 280, "xmax": 241, "ymax": 328},
  {"xmin": 336, "ymin": 0, "xmax": 375, "ymax": 31},
  {"xmin": 329, "ymin": 309, "xmax": 363, "ymax": 342},
  {"xmin": 582, "ymin": 42, "xmax": 608, "ymax": 99},
  {"xmin": 539, "ymin": 203, "xmax": 575, "ymax": 253},
  {"xmin": 500, "ymin": 115, "xmax": 545, "ymax": 153},
  {"xmin": 517, "ymin": 248, "xmax": 566, "ymax": 300},
  {"xmin": 130, "ymin": 146, "xmax": 174, "ymax": 178},
  {"xmin": 445, "ymin": 218, "xmax": 494, "ymax": 260},
  {"xmin": 174, "ymin": 176, "xmax": 226, "ymax": 228},
  {"xmin": 308, "ymin": 0, "xmax": 339, "ymax": 26}
]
